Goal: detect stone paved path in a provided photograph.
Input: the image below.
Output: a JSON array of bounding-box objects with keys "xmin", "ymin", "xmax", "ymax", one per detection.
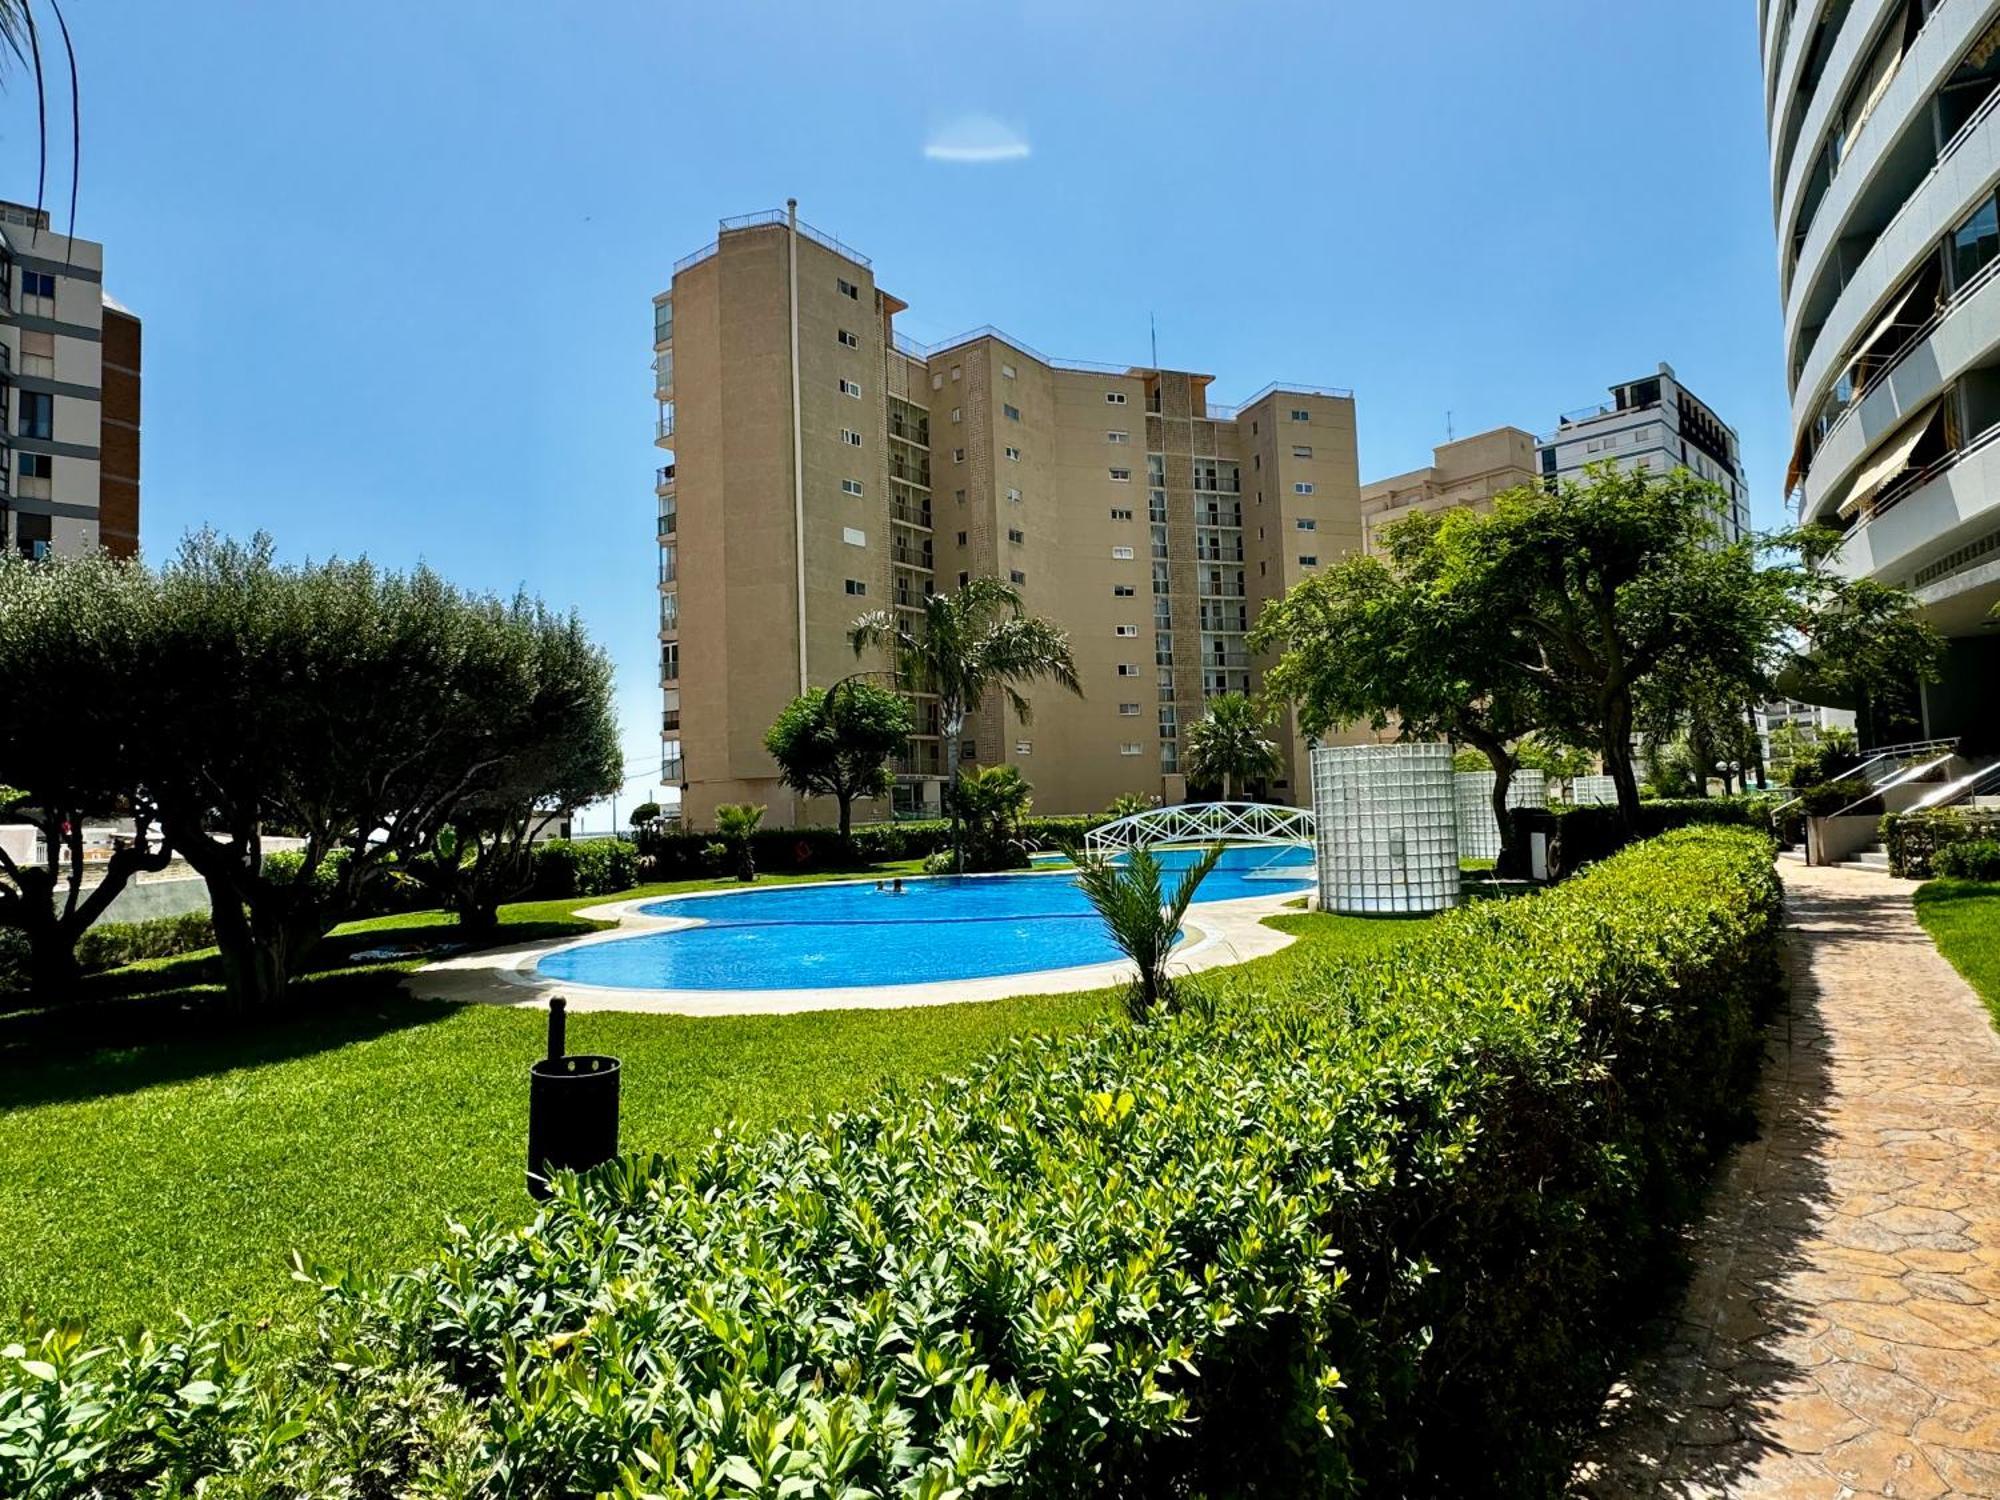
[{"xmin": 1574, "ymin": 861, "xmax": 2000, "ymax": 1498}]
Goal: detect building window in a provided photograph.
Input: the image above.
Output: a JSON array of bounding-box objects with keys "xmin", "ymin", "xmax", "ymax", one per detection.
[
  {"xmin": 18, "ymin": 391, "xmax": 54, "ymax": 440},
  {"xmin": 1119, "ymin": 702, "xmax": 1141, "ymax": 715},
  {"xmin": 1005, "ymin": 446, "xmax": 1021, "ymax": 461},
  {"xmin": 18, "ymin": 452, "xmax": 52, "ymax": 479},
  {"xmin": 1010, "ymin": 569, "xmax": 1026, "ymax": 584},
  {"xmin": 1292, "ymin": 445, "xmax": 1312, "ymax": 458},
  {"xmin": 1008, "ymin": 527, "xmax": 1025, "ymax": 544},
  {"xmin": 1003, "ymin": 403, "xmax": 1021, "ymax": 422},
  {"xmin": 1299, "ymin": 554, "xmax": 1318, "ymax": 567},
  {"xmin": 838, "ymin": 328, "xmax": 859, "ymax": 348},
  {"xmin": 1296, "ymin": 517, "xmax": 1316, "ymax": 530},
  {"xmin": 1016, "ymin": 739, "xmax": 1032, "ymax": 755},
  {"xmin": 837, "ymin": 276, "xmax": 859, "ymax": 299},
  {"xmin": 840, "ymin": 429, "xmax": 863, "ymax": 446},
  {"xmin": 842, "ymin": 527, "xmax": 866, "ymax": 547},
  {"xmin": 1114, "ymin": 583, "xmax": 1136, "ymax": 597},
  {"xmin": 22, "ymin": 269, "xmax": 56, "ymax": 299},
  {"xmin": 932, "ymin": 372, "xmax": 945, "ymax": 391},
  {"xmin": 1115, "ymin": 624, "xmax": 1139, "ymax": 637},
  {"xmin": 844, "ymin": 578, "xmax": 867, "ymax": 595},
  {"xmin": 956, "ymin": 530, "xmax": 968, "ymax": 545},
  {"xmin": 950, "ymin": 365, "xmax": 962, "ymax": 381},
  {"xmin": 958, "ymin": 571, "xmax": 970, "ymax": 587},
  {"xmin": 1107, "ymin": 391, "xmax": 1127, "ymax": 404},
  {"xmin": 839, "ymin": 378, "xmax": 863, "ymax": 398},
  {"xmin": 950, "ymin": 407, "xmax": 962, "ymax": 423},
  {"xmin": 842, "ymin": 478, "xmax": 864, "ymax": 496},
  {"xmin": 1120, "ymin": 743, "xmax": 1144, "ymax": 756},
  {"xmin": 1117, "ymin": 664, "xmax": 1140, "ymax": 677},
  {"xmin": 1112, "ymin": 545, "xmax": 1135, "ymax": 560},
  {"xmin": 1109, "ymin": 467, "xmax": 1132, "ymax": 482},
  {"xmin": 955, "ymin": 488, "xmax": 967, "ymax": 502},
  {"xmin": 1110, "ymin": 506, "xmax": 1133, "ymax": 521},
  {"xmin": 1006, "ymin": 486, "xmax": 1022, "ymax": 503},
  {"xmin": 1001, "ymin": 362, "xmax": 1017, "ymax": 379},
  {"xmin": 1107, "ymin": 430, "xmax": 1129, "ymax": 444},
  {"xmin": 1293, "ymin": 481, "xmax": 1314, "ymax": 495},
  {"xmin": 953, "ymin": 447, "xmax": 966, "ymax": 463},
  {"xmin": 1290, "ymin": 408, "xmax": 1310, "ymax": 422}
]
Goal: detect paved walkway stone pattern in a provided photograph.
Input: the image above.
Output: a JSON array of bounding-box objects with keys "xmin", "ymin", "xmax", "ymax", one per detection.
[{"xmin": 1574, "ymin": 861, "xmax": 2000, "ymax": 1498}]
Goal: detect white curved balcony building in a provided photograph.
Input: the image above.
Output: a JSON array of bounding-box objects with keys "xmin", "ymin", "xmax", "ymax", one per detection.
[{"xmin": 1766, "ymin": 0, "xmax": 2000, "ymax": 743}]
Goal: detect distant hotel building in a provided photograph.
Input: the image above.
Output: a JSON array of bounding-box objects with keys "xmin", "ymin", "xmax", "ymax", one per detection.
[
  {"xmin": 654, "ymin": 205, "xmax": 1363, "ymax": 827},
  {"xmin": 0, "ymin": 201, "xmax": 140, "ymax": 559},
  {"xmin": 1762, "ymin": 0, "xmax": 2000, "ymax": 746},
  {"xmin": 1358, "ymin": 426, "xmax": 1539, "ymax": 552},
  {"xmin": 1537, "ymin": 364, "xmax": 1750, "ymax": 544}
]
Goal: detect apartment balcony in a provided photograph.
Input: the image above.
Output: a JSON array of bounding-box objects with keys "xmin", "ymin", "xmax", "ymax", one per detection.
[
  {"xmin": 656, "ymin": 405, "xmax": 676, "ymax": 444},
  {"xmin": 889, "ymin": 453, "xmax": 930, "ymax": 488},
  {"xmin": 656, "ymin": 463, "xmax": 675, "ymax": 492},
  {"xmin": 892, "ymin": 542, "xmax": 935, "ymax": 571},
  {"xmin": 888, "ymin": 413, "xmax": 930, "ymax": 448},
  {"xmin": 653, "ymin": 350, "xmax": 674, "ymax": 403},
  {"xmin": 1838, "ymin": 420, "xmax": 2000, "ymax": 589},
  {"xmin": 891, "ymin": 499, "xmax": 932, "ymax": 530},
  {"xmin": 657, "ymin": 511, "xmax": 676, "ymax": 540}
]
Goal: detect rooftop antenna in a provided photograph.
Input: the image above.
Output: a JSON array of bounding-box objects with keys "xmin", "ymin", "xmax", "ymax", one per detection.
[
  {"xmin": 1446, "ymin": 409, "xmax": 1455, "ymax": 442},
  {"xmin": 1150, "ymin": 312, "xmax": 1158, "ymax": 370}
]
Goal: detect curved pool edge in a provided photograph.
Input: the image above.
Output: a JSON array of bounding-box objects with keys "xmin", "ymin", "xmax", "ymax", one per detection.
[{"xmin": 401, "ymin": 878, "xmax": 1310, "ymax": 1019}]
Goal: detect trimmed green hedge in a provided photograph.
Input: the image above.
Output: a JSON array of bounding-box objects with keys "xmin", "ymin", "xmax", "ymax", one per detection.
[
  {"xmin": 1884, "ymin": 808, "xmax": 2000, "ymax": 879},
  {"xmin": 634, "ymin": 815, "xmax": 1103, "ymax": 879},
  {"xmin": 0, "ymin": 827, "xmax": 1780, "ymax": 1495},
  {"xmin": 528, "ymin": 837, "xmax": 639, "ymax": 899},
  {"xmin": 1935, "ymin": 838, "xmax": 2000, "ymax": 881},
  {"xmin": 75, "ymin": 910, "xmax": 216, "ymax": 971},
  {"xmin": 1543, "ymin": 794, "xmax": 1774, "ymax": 877}
]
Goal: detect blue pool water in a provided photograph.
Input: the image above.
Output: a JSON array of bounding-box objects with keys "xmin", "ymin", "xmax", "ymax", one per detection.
[{"xmin": 533, "ymin": 844, "xmax": 1313, "ymax": 991}]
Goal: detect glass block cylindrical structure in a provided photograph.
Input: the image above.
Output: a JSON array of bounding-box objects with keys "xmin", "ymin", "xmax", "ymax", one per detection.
[
  {"xmin": 1569, "ymin": 774, "xmax": 1617, "ymax": 806},
  {"xmin": 1310, "ymin": 742, "xmax": 1459, "ymax": 914},
  {"xmin": 1454, "ymin": 769, "xmax": 1548, "ymax": 861}
]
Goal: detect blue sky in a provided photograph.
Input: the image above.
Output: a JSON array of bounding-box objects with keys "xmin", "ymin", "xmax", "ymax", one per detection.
[{"xmin": 1, "ymin": 1, "xmax": 1783, "ymax": 823}]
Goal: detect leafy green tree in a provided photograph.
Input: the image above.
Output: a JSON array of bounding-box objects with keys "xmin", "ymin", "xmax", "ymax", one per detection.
[
  {"xmin": 850, "ymin": 579, "xmax": 1080, "ymax": 872},
  {"xmin": 629, "ymin": 801, "xmax": 663, "ymax": 830},
  {"xmin": 1435, "ymin": 466, "xmax": 1800, "ymax": 831},
  {"xmin": 1104, "ymin": 791, "xmax": 1159, "ymax": 820},
  {"xmin": 1180, "ymin": 693, "xmax": 1281, "ymax": 801},
  {"xmin": 1253, "ymin": 507, "xmax": 1550, "ymax": 865},
  {"xmin": 713, "ymin": 803, "xmax": 765, "ymax": 881},
  {"xmin": 0, "ymin": 553, "xmax": 171, "ymax": 997},
  {"xmin": 410, "ymin": 613, "xmax": 622, "ymax": 931},
  {"xmin": 764, "ymin": 680, "xmax": 914, "ymax": 839},
  {"xmin": 1069, "ymin": 843, "xmax": 1224, "ymax": 1022},
  {"xmin": 1780, "ymin": 527, "xmax": 1946, "ymax": 746},
  {"xmin": 137, "ymin": 534, "xmax": 619, "ymax": 1010},
  {"xmin": 952, "ymin": 764, "xmax": 1034, "ymax": 872}
]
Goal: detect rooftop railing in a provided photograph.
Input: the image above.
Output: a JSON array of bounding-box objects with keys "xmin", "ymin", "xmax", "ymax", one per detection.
[{"xmin": 671, "ymin": 208, "xmax": 874, "ymax": 277}]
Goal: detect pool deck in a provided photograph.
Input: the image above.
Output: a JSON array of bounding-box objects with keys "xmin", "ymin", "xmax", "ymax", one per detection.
[{"xmin": 403, "ymin": 878, "xmax": 1309, "ymax": 1017}]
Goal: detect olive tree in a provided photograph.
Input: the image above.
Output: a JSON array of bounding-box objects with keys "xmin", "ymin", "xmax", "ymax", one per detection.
[
  {"xmin": 0, "ymin": 553, "xmax": 171, "ymax": 997},
  {"xmin": 138, "ymin": 534, "xmax": 620, "ymax": 1009}
]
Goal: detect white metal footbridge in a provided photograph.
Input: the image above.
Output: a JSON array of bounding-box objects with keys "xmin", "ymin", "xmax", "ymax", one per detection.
[{"xmin": 1083, "ymin": 800, "xmax": 1315, "ymax": 855}]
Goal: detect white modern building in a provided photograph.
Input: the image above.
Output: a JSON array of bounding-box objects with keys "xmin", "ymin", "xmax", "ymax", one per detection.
[
  {"xmin": 1764, "ymin": 0, "xmax": 2000, "ymax": 746},
  {"xmin": 0, "ymin": 200, "xmax": 141, "ymax": 559},
  {"xmin": 1536, "ymin": 363, "xmax": 1751, "ymax": 544}
]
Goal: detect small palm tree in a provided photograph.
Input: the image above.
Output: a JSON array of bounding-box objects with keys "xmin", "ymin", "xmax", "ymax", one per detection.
[
  {"xmin": 1183, "ymin": 693, "xmax": 1282, "ymax": 801},
  {"xmin": 713, "ymin": 802, "xmax": 765, "ymax": 881},
  {"xmin": 1069, "ymin": 843, "xmax": 1224, "ymax": 1022},
  {"xmin": 850, "ymin": 578, "xmax": 1080, "ymax": 872}
]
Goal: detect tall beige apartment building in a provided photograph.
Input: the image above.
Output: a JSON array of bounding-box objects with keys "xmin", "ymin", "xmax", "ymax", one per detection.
[
  {"xmin": 655, "ymin": 205, "xmax": 1362, "ymax": 828},
  {"xmin": 1358, "ymin": 426, "xmax": 1538, "ymax": 552}
]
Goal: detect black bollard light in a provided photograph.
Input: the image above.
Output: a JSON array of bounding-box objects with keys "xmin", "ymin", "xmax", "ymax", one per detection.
[{"xmin": 525, "ymin": 996, "xmax": 621, "ymax": 1200}]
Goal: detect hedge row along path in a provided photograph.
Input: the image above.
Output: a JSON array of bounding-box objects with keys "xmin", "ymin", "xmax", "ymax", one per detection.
[{"xmin": 1576, "ymin": 862, "xmax": 2000, "ymax": 1497}]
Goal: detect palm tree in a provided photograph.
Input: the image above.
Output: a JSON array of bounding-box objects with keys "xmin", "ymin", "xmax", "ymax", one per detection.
[
  {"xmin": 1182, "ymin": 693, "xmax": 1281, "ymax": 801},
  {"xmin": 1, "ymin": 0, "xmax": 84, "ymax": 250},
  {"xmin": 713, "ymin": 802, "xmax": 765, "ymax": 881},
  {"xmin": 1069, "ymin": 843, "xmax": 1224, "ymax": 1021},
  {"xmin": 850, "ymin": 578, "xmax": 1080, "ymax": 871}
]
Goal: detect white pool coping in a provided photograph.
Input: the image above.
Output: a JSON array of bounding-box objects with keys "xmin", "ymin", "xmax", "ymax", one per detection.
[{"xmin": 404, "ymin": 870, "xmax": 1312, "ymax": 1017}]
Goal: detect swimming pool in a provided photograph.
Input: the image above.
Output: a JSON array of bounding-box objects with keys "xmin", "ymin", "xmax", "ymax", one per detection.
[{"xmin": 533, "ymin": 844, "xmax": 1313, "ymax": 991}]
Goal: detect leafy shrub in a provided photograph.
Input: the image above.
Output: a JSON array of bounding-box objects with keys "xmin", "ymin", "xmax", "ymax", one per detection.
[
  {"xmin": 633, "ymin": 815, "xmax": 1104, "ymax": 880},
  {"xmin": 1543, "ymin": 795, "xmax": 1770, "ymax": 877},
  {"xmin": 74, "ymin": 911, "xmax": 216, "ymax": 971},
  {"xmin": 920, "ymin": 848, "xmax": 956, "ymax": 875},
  {"xmin": 0, "ymin": 927, "xmax": 27, "ymax": 1000},
  {"xmin": 528, "ymin": 838, "xmax": 638, "ymax": 899},
  {"xmin": 1796, "ymin": 777, "xmax": 1875, "ymax": 818},
  {"xmin": 3, "ymin": 829, "xmax": 1780, "ymax": 1495},
  {"xmin": 1934, "ymin": 838, "xmax": 2000, "ymax": 881},
  {"xmin": 1885, "ymin": 808, "xmax": 2000, "ymax": 878}
]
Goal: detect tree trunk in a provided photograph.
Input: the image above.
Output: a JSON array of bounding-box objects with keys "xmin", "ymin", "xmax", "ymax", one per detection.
[
  {"xmin": 205, "ymin": 880, "xmax": 286, "ymax": 1012},
  {"xmin": 1603, "ymin": 696, "xmax": 1643, "ymax": 834},
  {"xmin": 1222, "ymin": 770, "xmax": 1235, "ymax": 802},
  {"xmin": 24, "ymin": 913, "xmax": 82, "ymax": 998},
  {"xmin": 837, "ymin": 792, "xmax": 853, "ymax": 841},
  {"xmin": 944, "ymin": 703, "xmax": 964, "ymax": 875}
]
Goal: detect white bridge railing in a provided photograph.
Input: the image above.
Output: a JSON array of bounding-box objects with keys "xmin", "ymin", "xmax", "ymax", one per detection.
[{"xmin": 1084, "ymin": 800, "xmax": 1315, "ymax": 854}]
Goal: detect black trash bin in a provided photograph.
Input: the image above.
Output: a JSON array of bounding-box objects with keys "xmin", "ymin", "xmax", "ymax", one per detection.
[{"xmin": 526, "ymin": 998, "xmax": 620, "ymax": 1200}]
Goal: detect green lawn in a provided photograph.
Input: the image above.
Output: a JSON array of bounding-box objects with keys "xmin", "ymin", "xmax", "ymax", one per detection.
[
  {"xmin": 0, "ymin": 870, "xmax": 1421, "ymax": 1333},
  {"xmin": 1914, "ymin": 878, "xmax": 2000, "ymax": 1029}
]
